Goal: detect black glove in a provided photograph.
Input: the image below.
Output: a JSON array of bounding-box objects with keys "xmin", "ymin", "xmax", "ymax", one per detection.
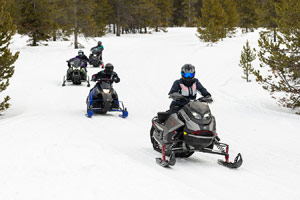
[{"xmin": 113, "ymin": 76, "xmax": 119, "ymax": 82}]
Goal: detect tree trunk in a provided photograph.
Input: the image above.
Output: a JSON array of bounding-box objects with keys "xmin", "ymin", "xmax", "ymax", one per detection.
[
  {"xmin": 116, "ymin": 24, "xmax": 121, "ymax": 36},
  {"xmin": 113, "ymin": 24, "xmax": 116, "ymax": 34},
  {"xmin": 73, "ymin": 0, "xmax": 78, "ymax": 49},
  {"xmin": 52, "ymin": 30, "xmax": 57, "ymax": 41},
  {"xmin": 274, "ymin": 29, "xmax": 277, "ymax": 42},
  {"xmin": 32, "ymin": 33, "xmax": 37, "ymax": 46}
]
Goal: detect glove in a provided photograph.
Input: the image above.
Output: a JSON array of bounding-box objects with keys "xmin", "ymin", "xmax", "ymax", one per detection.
[{"xmin": 113, "ymin": 76, "xmax": 118, "ymax": 82}]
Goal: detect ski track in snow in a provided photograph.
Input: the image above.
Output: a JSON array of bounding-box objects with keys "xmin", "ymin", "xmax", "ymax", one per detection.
[{"xmin": 0, "ymin": 28, "xmax": 300, "ymax": 200}]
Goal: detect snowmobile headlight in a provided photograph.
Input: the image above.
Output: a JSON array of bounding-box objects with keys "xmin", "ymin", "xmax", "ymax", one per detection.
[
  {"xmin": 191, "ymin": 111, "xmax": 202, "ymax": 120},
  {"xmin": 103, "ymin": 89, "xmax": 110, "ymax": 94},
  {"xmin": 203, "ymin": 112, "xmax": 211, "ymax": 120},
  {"xmin": 93, "ymin": 54, "xmax": 97, "ymax": 57}
]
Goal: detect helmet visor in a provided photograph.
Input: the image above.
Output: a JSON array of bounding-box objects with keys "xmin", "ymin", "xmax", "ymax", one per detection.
[{"xmin": 182, "ymin": 72, "xmax": 195, "ymax": 78}]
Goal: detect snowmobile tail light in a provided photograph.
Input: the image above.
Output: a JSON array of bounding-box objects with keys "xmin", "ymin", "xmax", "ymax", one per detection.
[
  {"xmin": 103, "ymin": 89, "xmax": 110, "ymax": 94},
  {"xmin": 191, "ymin": 111, "xmax": 202, "ymax": 120}
]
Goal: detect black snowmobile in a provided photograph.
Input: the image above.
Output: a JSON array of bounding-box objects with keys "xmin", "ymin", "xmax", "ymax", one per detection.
[
  {"xmin": 86, "ymin": 78, "xmax": 128, "ymax": 118},
  {"xmin": 150, "ymin": 93, "xmax": 243, "ymax": 168},
  {"xmin": 62, "ymin": 58, "xmax": 90, "ymax": 87},
  {"xmin": 89, "ymin": 48, "xmax": 104, "ymax": 68}
]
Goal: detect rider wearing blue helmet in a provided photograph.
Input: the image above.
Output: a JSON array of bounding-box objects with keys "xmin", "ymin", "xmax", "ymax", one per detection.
[{"xmin": 168, "ymin": 64, "xmax": 211, "ymax": 113}]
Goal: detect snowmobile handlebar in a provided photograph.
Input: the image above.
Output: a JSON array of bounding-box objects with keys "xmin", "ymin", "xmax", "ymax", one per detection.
[
  {"xmin": 197, "ymin": 96, "xmax": 213, "ymax": 103},
  {"xmin": 92, "ymin": 78, "xmax": 113, "ymax": 83},
  {"xmin": 169, "ymin": 93, "xmax": 213, "ymax": 103}
]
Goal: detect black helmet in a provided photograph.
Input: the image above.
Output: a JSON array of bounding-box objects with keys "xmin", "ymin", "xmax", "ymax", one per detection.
[
  {"xmin": 98, "ymin": 41, "xmax": 102, "ymax": 46},
  {"xmin": 181, "ymin": 64, "xmax": 195, "ymax": 81},
  {"xmin": 78, "ymin": 50, "xmax": 84, "ymax": 57},
  {"xmin": 104, "ymin": 63, "xmax": 114, "ymax": 74}
]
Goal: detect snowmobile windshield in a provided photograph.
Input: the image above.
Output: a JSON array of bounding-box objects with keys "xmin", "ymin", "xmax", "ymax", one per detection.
[
  {"xmin": 70, "ymin": 58, "xmax": 82, "ymax": 68},
  {"xmin": 99, "ymin": 81, "xmax": 111, "ymax": 90},
  {"xmin": 91, "ymin": 48, "xmax": 101, "ymax": 54}
]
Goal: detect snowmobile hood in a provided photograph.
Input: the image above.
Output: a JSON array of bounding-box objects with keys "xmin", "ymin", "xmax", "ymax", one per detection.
[{"xmin": 189, "ymin": 101, "xmax": 210, "ymax": 115}]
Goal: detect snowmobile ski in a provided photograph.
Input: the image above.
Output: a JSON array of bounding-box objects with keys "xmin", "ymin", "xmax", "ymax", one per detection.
[
  {"xmin": 218, "ymin": 153, "xmax": 243, "ymax": 169},
  {"xmin": 156, "ymin": 144, "xmax": 176, "ymax": 167}
]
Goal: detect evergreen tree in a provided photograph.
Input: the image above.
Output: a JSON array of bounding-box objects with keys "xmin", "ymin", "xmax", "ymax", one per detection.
[
  {"xmin": 0, "ymin": 0, "xmax": 19, "ymax": 113},
  {"xmin": 254, "ymin": 0, "xmax": 300, "ymax": 112},
  {"xmin": 64, "ymin": 0, "xmax": 97, "ymax": 48},
  {"xmin": 173, "ymin": 0, "xmax": 185, "ymax": 26},
  {"xmin": 17, "ymin": 0, "xmax": 52, "ymax": 46},
  {"xmin": 236, "ymin": 0, "xmax": 259, "ymax": 32},
  {"xmin": 94, "ymin": 0, "xmax": 113, "ymax": 36},
  {"xmin": 222, "ymin": 0, "xmax": 239, "ymax": 35},
  {"xmin": 154, "ymin": 0, "xmax": 173, "ymax": 31},
  {"xmin": 239, "ymin": 40, "xmax": 256, "ymax": 82},
  {"xmin": 182, "ymin": 0, "xmax": 198, "ymax": 27},
  {"xmin": 197, "ymin": 0, "xmax": 227, "ymax": 43},
  {"xmin": 257, "ymin": 0, "xmax": 278, "ymax": 42}
]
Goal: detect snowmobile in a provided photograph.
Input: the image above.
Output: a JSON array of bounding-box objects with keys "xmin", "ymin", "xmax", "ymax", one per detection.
[
  {"xmin": 89, "ymin": 48, "xmax": 104, "ymax": 68},
  {"xmin": 62, "ymin": 58, "xmax": 90, "ymax": 87},
  {"xmin": 150, "ymin": 93, "xmax": 243, "ymax": 168},
  {"xmin": 86, "ymin": 78, "xmax": 128, "ymax": 118}
]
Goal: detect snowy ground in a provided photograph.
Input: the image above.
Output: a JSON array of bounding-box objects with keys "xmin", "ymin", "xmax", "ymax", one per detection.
[{"xmin": 1, "ymin": 28, "xmax": 300, "ymax": 200}]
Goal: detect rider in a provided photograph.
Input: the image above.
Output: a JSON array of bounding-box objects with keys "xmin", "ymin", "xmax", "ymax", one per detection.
[
  {"xmin": 67, "ymin": 50, "xmax": 89, "ymax": 80},
  {"xmin": 168, "ymin": 64, "xmax": 211, "ymax": 113},
  {"xmin": 91, "ymin": 41, "xmax": 104, "ymax": 61},
  {"xmin": 91, "ymin": 63, "xmax": 120, "ymax": 107}
]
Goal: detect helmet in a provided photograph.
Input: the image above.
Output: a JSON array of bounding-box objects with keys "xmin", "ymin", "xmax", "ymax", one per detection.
[
  {"xmin": 98, "ymin": 41, "xmax": 102, "ymax": 46},
  {"xmin": 78, "ymin": 50, "xmax": 84, "ymax": 57},
  {"xmin": 181, "ymin": 64, "xmax": 195, "ymax": 81},
  {"xmin": 104, "ymin": 63, "xmax": 114, "ymax": 74}
]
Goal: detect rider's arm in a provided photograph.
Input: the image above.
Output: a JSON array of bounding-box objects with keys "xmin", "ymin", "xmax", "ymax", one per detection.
[
  {"xmin": 195, "ymin": 79, "xmax": 211, "ymax": 97},
  {"xmin": 168, "ymin": 80, "xmax": 181, "ymax": 95},
  {"xmin": 112, "ymin": 73, "xmax": 120, "ymax": 83}
]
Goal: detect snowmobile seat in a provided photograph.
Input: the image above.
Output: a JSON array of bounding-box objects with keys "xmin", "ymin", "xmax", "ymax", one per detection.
[{"xmin": 157, "ymin": 112, "xmax": 169, "ymax": 123}]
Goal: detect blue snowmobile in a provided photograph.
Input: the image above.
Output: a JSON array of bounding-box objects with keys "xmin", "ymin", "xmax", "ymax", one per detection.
[{"xmin": 86, "ymin": 78, "xmax": 128, "ymax": 118}]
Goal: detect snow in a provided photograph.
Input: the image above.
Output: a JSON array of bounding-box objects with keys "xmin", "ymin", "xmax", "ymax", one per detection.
[{"xmin": 1, "ymin": 28, "xmax": 300, "ymax": 200}]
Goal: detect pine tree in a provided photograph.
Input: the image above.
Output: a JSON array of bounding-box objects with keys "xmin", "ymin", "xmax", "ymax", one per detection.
[
  {"xmin": 17, "ymin": 0, "xmax": 52, "ymax": 46},
  {"xmin": 257, "ymin": 0, "xmax": 278, "ymax": 42},
  {"xmin": 64, "ymin": 0, "xmax": 97, "ymax": 48},
  {"xmin": 236, "ymin": 0, "xmax": 259, "ymax": 32},
  {"xmin": 182, "ymin": 0, "xmax": 198, "ymax": 27},
  {"xmin": 0, "ymin": 0, "xmax": 19, "ymax": 113},
  {"xmin": 154, "ymin": 0, "xmax": 173, "ymax": 31},
  {"xmin": 222, "ymin": 0, "xmax": 239, "ymax": 36},
  {"xmin": 197, "ymin": 0, "xmax": 227, "ymax": 43},
  {"xmin": 254, "ymin": 0, "xmax": 300, "ymax": 112},
  {"xmin": 173, "ymin": 0, "xmax": 185, "ymax": 26},
  {"xmin": 94, "ymin": 0, "xmax": 113, "ymax": 36},
  {"xmin": 239, "ymin": 40, "xmax": 256, "ymax": 82}
]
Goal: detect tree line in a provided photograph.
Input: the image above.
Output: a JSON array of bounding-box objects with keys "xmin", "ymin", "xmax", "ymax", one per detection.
[{"xmin": 3, "ymin": 0, "xmax": 287, "ymax": 47}]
